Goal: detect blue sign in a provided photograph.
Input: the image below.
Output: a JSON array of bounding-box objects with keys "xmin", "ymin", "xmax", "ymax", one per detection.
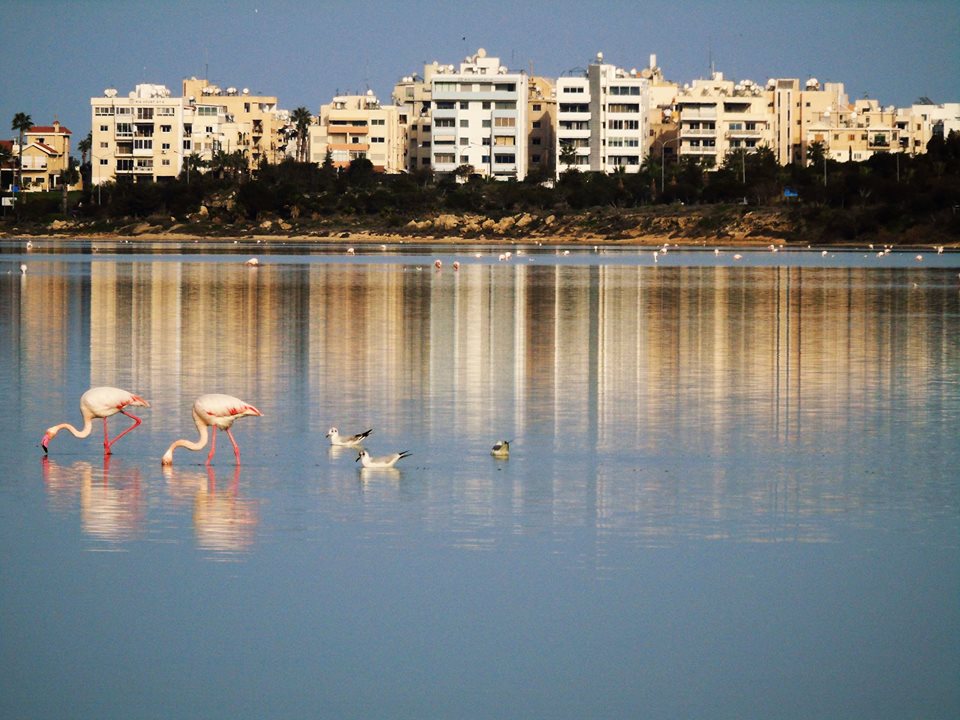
[{"xmin": 783, "ymin": 188, "xmax": 799, "ymax": 198}]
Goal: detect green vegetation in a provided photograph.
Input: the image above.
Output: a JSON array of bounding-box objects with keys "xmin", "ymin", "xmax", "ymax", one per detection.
[{"xmin": 3, "ymin": 132, "xmax": 959, "ymax": 244}]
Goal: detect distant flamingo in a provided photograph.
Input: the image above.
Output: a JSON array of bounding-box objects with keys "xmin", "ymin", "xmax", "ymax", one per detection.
[
  {"xmin": 161, "ymin": 394, "xmax": 262, "ymax": 466},
  {"xmin": 41, "ymin": 386, "xmax": 151, "ymax": 455}
]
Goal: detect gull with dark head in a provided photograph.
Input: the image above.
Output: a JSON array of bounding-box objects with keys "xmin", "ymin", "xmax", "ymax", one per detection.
[
  {"xmin": 326, "ymin": 427, "xmax": 373, "ymax": 447},
  {"xmin": 356, "ymin": 449, "xmax": 411, "ymax": 469}
]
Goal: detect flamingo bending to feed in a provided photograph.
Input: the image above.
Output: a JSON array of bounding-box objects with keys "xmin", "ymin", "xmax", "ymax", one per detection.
[
  {"xmin": 161, "ymin": 394, "xmax": 262, "ymax": 466},
  {"xmin": 41, "ymin": 386, "xmax": 151, "ymax": 455}
]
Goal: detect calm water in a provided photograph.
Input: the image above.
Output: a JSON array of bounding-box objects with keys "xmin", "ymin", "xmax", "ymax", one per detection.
[{"xmin": 1, "ymin": 240, "xmax": 958, "ymax": 719}]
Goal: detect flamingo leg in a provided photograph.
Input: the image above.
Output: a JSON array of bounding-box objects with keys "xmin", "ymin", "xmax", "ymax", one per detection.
[
  {"xmin": 106, "ymin": 411, "xmax": 143, "ymax": 451},
  {"xmin": 102, "ymin": 417, "xmax": 111, "ymax": 453},
  {"xmin": 226, "ymin": 428, "xmax": 242, "ymax": 464},
  {"xmin": 206, "ymin": 427, "xmax": 217, "ymax": 465}
]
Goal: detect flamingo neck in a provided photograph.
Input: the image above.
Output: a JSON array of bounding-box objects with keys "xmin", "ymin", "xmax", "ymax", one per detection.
[
  {"xmin": 49, "ymin": 416, "xmax": 94, "ymax": 441},
  {"xmin": 162, "ymin": 409, "xmax": 209, "ymax": 462}
]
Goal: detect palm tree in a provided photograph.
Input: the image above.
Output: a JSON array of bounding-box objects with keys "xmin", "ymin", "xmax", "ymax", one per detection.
[
  {"xmin": 78, "ymin": 132, "xmax": 92, "ymax": 166},
  {"xmin": 11, "ymin": 112, "xmax": 33, "ymax": 192},
  {"xmin": 77, "ymin": 132, "xmax": 92, "ymax": 190},
  {"xmin": 290, "ymin": 107, "xmax": 312, "ymax": 162}
]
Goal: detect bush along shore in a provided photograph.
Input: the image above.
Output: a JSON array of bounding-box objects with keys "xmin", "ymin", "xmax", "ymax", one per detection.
[{"xmin": 3, "ymin": 135, "xmax": 959, "ymax": 247}]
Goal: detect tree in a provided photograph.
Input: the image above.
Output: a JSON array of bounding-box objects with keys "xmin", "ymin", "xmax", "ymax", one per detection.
[
  {"xmin": 60, "ymin": 158, "xmax": 80, "ymax": 215},
  {"xmin": 11, "ymin": 112, "xmax": 32, "ymax": 192},
  {"xmin": 77, "ymin": 131, "xmax": 92, "ymax": 167},
  {"xmin": 559, "ymin": 141, "xmax": 577, "ymax": 173},
  {"xmin": 290, "ymin": 107, "xmax": 312, "ymax": 162}
]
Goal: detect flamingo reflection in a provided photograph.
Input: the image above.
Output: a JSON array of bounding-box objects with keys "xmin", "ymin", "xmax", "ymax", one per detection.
[
  {"xmin": 162, "ymin": 464, "xmax": 258, "ymax": 555},
  {"xmin": 41, "ymin": 456, "xmax": 145, "ymax": 542}
]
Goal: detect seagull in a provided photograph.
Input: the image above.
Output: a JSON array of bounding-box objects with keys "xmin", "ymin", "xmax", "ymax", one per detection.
[
  {"xmin": 356, "ymin": 449, "xmax": 411, "ymax": 468},
  {"xmin": 491, "ymin": 440, "xmax": 510, "ymax": 458},
  {"xmin": 326, "ymin": 427, "xmax": 373, "ymax": 447},
  {"xmin": 244, "ymin": 257, "xmax": 259, "ymax": 266}
]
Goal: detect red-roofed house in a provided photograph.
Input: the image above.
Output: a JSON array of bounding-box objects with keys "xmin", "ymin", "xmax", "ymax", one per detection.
[{"xmin": 17, "ymin": 120, "xmax": 76, "ymax": 191}]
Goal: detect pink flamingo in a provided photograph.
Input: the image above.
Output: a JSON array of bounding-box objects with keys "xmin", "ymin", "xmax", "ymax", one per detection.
[
  {"xmin": 41, "ymin": 386, "xmax": 151, "ymax": 455},
  {"xmin": 161, "ymin": 394, "xmax": 262, "ymax": 466}
]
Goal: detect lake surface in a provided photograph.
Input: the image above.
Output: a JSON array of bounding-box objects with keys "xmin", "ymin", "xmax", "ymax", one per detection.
[{"xmin": 1, "ymin": 239, "xmax": 958, "ymax": 719}]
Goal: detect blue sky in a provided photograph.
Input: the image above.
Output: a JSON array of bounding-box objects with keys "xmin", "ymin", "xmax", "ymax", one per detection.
[{"xmin": 3, "ymin": 0, "xmax": 957, "ymax": 151}]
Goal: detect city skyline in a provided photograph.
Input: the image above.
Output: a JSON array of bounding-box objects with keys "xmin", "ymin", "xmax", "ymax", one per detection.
[{"xmin": 4, "ymin": 0, "xmax": 957, "ymax": 153}]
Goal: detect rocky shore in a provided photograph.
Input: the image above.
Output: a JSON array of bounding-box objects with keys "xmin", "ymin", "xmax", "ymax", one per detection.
[{"xmin": 2, "ymin": 204, "xmax": 956, "ymax": 247}]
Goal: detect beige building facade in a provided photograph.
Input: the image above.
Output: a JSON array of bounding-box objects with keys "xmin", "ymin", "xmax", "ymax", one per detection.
[
  {"xmin": 527, "ymin": 77, "xmax": 555, "ymax": 179},
  {"xmin": 17, "ymin": 121, "xmax": 74, "ymax": 191},
  {"xmin": 309, "ymin": 91, "xmax": 404, "ymax": 172}
]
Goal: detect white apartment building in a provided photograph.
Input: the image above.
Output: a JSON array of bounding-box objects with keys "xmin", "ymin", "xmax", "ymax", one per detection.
[
  {"xmin": 91, "ymin": 80, "xmax": 285, "ymax": 185},
  {"xmin": 675, "ymin": 73, "xmax": 771, "ymax": 169},
  {"xmin": 555, "ymin": 53, "xmax": 650, "ymax": 178},
  {"xmin": 308, "ymin": 91, "xmax": 404, "ymax": 172},
  {"xmin": 429, "ymin": 49, "xmax": 528, "ymax": 180},
  {"xmin": 896, "ymin": 102, "xmax": 960, "ymax": 154},
  {"xmin": 91, "ymin": 84, "xmax": 188, "ymax": 184}
]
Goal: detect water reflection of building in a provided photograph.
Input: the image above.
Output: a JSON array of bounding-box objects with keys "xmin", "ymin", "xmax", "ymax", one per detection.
[
  {"xmin": 42, "ymin": 458, "xmax": 145, "ymax": 542},
  {"xmin": 15, "ymin": 256, "xmax": 957, "ymax": 548}
]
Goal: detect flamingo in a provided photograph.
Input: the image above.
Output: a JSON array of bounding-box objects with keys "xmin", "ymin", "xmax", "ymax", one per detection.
[
  {"xmin": 41, "ymin": 386, "xmax": 150, "ymax": 455},
  {"xmin": 161, "ymin": 394, "xmax": 262, "ymax": 466}
]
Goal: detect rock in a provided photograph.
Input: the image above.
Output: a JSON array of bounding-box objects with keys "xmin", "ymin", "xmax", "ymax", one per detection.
[
  {"xmin": 544, "ymin": 215, "xmax": 556, "ymax": 226},
  {"xmin": 434, "ymin": 214, "xmax": 460, "ymax": 231},
  {"xmin": 515, "ymin": 213, "xmax": 535, "ymax": 229},
  {"xmin": 279, "ymin": 222, "xmax": 292, "ymax": 231},
  {"xmin": 198, "ymin": 205, "xmax": 209, "ymax": 217},
  {"xmin": 260, "ymin": 220, "xmax": 273, "ymax": 230}
]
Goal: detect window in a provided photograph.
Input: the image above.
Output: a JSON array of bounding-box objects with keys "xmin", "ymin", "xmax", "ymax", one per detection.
[
  {"xmin": 482, "ymin": 101, "xmax": 491, "ymax": 110},
  {"xmin": 162, "ymin": 159, "xmax": 171, "ymax": 166},
  {"xmin": 610, "ymin": 86, "xmax": 641, "ymax": 96},
  {"xmin": 608, "ymin": 103, "xmax": 640, "ymax": 113},
  {"xmin": 532, "ymin": 138, "xmax": 541, "ymax": 145},
  {"xmin": 136, "ymin": 107, "xmax": 154, "ymax": 120},
  {"xmin": 494, "ymin": 83, "xmax": 516, "ymax": 92},
  {"xmin": 532, "ymin": 154, "xmax": 541, "ymax": 163},
  {"xmin": 560, "ymin": 103, "xmax": 589, "ymax": 113},
  {"xmin": 117, "ymin": 159, "xmax": 133, "ymax": 170},
  {"xmin": 494, "ymin": 136, "xmax": 515, "ymax": 146},
  {"xmin": 100, "ymin": 124, "xmax": 108, "ymax": 132},
  {"xmin": 482, "ymin": 119, "xmax": 491, "ymax": 128},
  {"xmin": 371, "ymin": 137, "xmax": 385, "ymax": 143},
  {"xmin": 494, "ymin": 153, "xmax": 515, "ymax": 164},
  {"xmin": 94, "ymin": 106, "xmax": 114, "ymax": 116},
  {"xmin": 459, "ymin": 101, "xmax": 469, "ymax": 109},
  {"xmin": 157, "ymin": 107, "xmax": 175, "ymax": 116},
  {"xmin": 434, "ymin": 153, "xmax": 455, "ymax": 164},
  {"xmin": 494, "ymin": 101, "xmax": 515, "ymax": 110},
  {"xmin": 563, "ymin": 86, "xmax": 585, "ymax": 94},
  {"xmin": 435, "ymin": 101, "xmax": 455, "ymax": 110},
  {"xmin": 459, "ymin": 138, "xmax": 469, "ymax": 145},
  {"xmin": 160, "ymin": 124, "xmax": 172, "ymax": 132},
  {"xmin": 197, "ymin": 106, "xmax": 220, "ymax": 116},
  {"xmin": 460, "ymin": 119, "xmax": 469, "ymax": 128},
  {"xmin": 371, "ymin": 118, "xmax": 385, "ymax": 125},
  {"xmin": 99, "ymin": 158, "xmax": 108, "ymax": 165},
  {"xmin": 460, "ymin": 154, "xmax": 469, "ymax": 163},
  {"xmin": 494, "ymin": 117, "xmax": 516, "ymax": 127},
  {"xmin": 116, "ymin": 123, "xmax": 133, "ymax": 137},
  {"xmin": 435, "ymin": 118, "xmax": 455, "ymax": 128},
  {"xmin": 183, "ymin": 140, "xmax": 191, "ymax": 150},
  {"xmin": 532, "ymin": 121, "xmax": 541, "ymax": 128},
  {"xmin": 99, "ymin": 142, "xmax": 109, "ymax": 149},
  {"xmin": 134, "ymin": 138, "xmax": 153, "ymax": 150},
  {"xmin": 161, "ymin": 142, "xmax": 170, "ymax": 150},
  {"xmin": 532, "ymin": 104, "xmax": 541, "ymax": 112}
]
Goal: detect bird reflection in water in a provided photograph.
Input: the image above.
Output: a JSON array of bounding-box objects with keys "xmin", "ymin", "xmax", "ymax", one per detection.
[
  {"xmin": 41, "ymin": 456, "xmax": 145, "ymax": 543},
  {"xmin": 162, "ymin": 464, "xmax": 258, "ymax": 556}
]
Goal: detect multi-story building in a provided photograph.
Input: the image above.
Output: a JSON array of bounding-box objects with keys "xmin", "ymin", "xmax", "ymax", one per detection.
[
  {"xmin": 770, "ymin": 78, "xmax": 849, "ymax": 164},
  {"xmin": 430, "ymin": 49, "xmax": 528, "ymax": 180},
  {"xmin": 675, "ymin": 73, "xmax": 771, "ymax": 168},
  {"xmin": 804, "ymin": 97, "xmax": 902, "ymax": 163},
  {"xmin": 15, "ymin": 121, "xmax": 74, "ymax": 191},
  {"xmin": 895, "ymin": 102, "xmax": 960, "ymax": 155},
  {"xmin": 527, "ymin": 77, "xmax": 556, "ymax": 179},
  {"xmin": 392, "ymin": 66, "xmax": 435, "ymax": 173},
  {"xmin": 555, "ymin": 53, "xmax": 650, "ymax": 177},
  {"xmin": 91, "ymin": 84, "xmax": 187, "ymax": 185},
  {"xmin": 181, "ymin": 77, "xmax": 285, "ymax": 171},
  {"xmin": 91, "ymin": 80, "xmax": 286, "ymax": 185},
  {"xmin": 308, "ymin": 91, "xmax": 404, "ymax": 172}
]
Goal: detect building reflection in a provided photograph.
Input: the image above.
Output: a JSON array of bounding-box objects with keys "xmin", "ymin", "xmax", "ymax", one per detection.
[
  {"xmin": 41, "ymin": 457, "xmax": 145, "ymax": 542},
  {"xmin": 13, "ymin": 254, "xmax": 957, "ymax": 550}
]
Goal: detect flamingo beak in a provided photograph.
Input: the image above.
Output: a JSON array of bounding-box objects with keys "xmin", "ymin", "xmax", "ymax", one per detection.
[{"xmin": 41, "ymin": 433, "xmax": 50, "ymax": 453}]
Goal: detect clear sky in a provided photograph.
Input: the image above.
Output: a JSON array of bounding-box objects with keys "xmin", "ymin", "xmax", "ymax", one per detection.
[{"xmin": 2, "ymin": 0, "xmax": 957, "ymax": 151}]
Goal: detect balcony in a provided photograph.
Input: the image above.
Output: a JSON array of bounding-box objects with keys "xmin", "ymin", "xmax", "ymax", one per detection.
[{"xmin": 681, "ymin": 128, "xmax": 717, "ymax": 138}]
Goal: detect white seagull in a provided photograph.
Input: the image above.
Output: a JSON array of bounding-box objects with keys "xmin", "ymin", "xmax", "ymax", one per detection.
[
  {"xmin": 326, "ymin": 426, "xmax": 373, "ymax": 447},
  {"xmin": 356, "ymin": 449, "xmax": 411, "ymax": 469}
]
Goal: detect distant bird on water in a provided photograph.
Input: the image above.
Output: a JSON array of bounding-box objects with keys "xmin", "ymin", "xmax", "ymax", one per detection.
[
  {"xmin": 356, "ymin": 449, "xmax": 411, "ymax": 469},
  {"xmin": 41, "ymin": 386, "xmax": 150, "ymax": 455},
  {"xmin": 491, "ymin": 440, "xmax": 510, "ymax": 458},
  {"xmin": 326, "ymin": 426, "xmax": 373, "ymax": 447},
  {"xmin": 161, "ymin": 394, "xmax": 262, "ymax": 466}
]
